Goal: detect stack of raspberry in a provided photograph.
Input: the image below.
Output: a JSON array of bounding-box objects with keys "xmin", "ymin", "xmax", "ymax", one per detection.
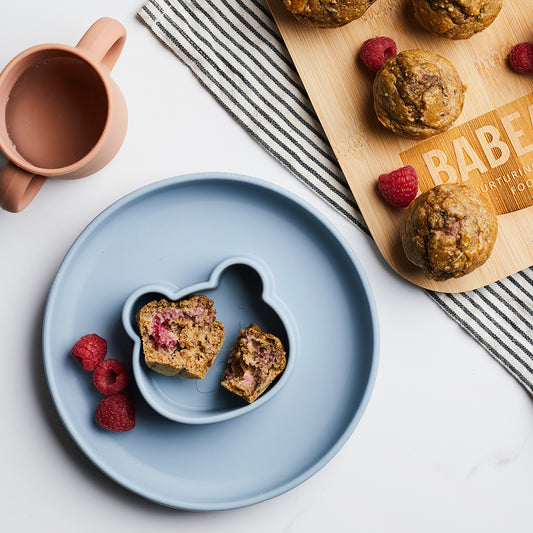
[{"xmin": 71, "ymin": 334, "xmax": 135, "ymax": 432}]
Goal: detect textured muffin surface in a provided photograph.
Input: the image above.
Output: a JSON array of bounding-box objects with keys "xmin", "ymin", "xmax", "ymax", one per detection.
[
  {"xmin": 374, "ymin": 49, "xmax": 466, "ymax": 139},
  {"xmin": 401, "ymin": 183, "xmax": 498, "ymax": 281},
  {"xmin": 137, "ymin": 295, "xmax": 225, "ymax": 379},
  {"xmin": 221, "ymin": 323, "xmax": 287, "ymax": 403},
  {"xmin": 412, "ymin": 0, "xmax": 501, "ymax": 39},
  {"xmin": 283, "ymin": 0, "xmax": 377, "ymax": 27}
]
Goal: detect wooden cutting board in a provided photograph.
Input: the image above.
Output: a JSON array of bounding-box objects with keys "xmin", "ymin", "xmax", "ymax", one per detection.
[{"xmin": 266, "ymin": 0, "xmax": 533, "ymax": 293}]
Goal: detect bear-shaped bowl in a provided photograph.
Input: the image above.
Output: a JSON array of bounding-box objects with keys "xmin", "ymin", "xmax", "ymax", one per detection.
[{"xmin": 122, "ymin": 255, "xmax": 298, "ymax": 424}]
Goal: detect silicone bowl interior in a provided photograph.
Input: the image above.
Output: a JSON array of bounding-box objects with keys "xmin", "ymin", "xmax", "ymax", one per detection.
[{"xmin": 122, "ymin": 255, "xmax": 298, "ymax": 424}]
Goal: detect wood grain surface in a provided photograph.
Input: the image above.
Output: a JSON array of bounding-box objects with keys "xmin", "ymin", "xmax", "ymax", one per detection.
[{"xmin": 267, "ymin": 0, "xmax": 533, "ymax": 292}]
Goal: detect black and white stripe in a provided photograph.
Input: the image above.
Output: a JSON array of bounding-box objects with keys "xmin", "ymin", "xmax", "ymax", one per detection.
[
  {"xmin": 138, "ymin": 0, "xmax": 533, "ymax": 395},
  {"xmin": 138, "ymin": 0, "xmax": 364, "ymax": 230}
]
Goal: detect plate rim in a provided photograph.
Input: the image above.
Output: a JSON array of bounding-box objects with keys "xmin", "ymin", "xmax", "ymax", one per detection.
[{"xmin": 42, "ymin": 171, "xmax": 380, "ymax": 510}]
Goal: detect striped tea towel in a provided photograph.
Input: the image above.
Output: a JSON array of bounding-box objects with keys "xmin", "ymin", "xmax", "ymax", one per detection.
[{"xmin": 137, "ymin": 0, "xmax": 533, "ymax": 396}]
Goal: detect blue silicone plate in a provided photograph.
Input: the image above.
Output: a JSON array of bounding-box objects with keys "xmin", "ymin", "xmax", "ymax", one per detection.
[{"xmin": 43, "ymin": 172, "xmax": 379, "ymax": 510}]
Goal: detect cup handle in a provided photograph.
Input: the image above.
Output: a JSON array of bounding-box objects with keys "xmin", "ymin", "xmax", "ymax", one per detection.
[
  {"xmin": 0, "ymin": 162, "xmax": 46, "ymax": 213},
  {"xmin": 76, "ymin": 17, "xmax": 127, "ymax": 71}
]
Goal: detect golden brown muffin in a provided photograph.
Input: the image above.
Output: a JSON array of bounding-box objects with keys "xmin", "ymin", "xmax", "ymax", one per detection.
[
  {"xmin": 137, "ymin": 295, "xmax": 225, "ymax": 379},
  {"xmin": 283, "ymin": 0, "xmax": 378, "ymax": 28},
  {"xmin": 412, "ymin": 0, "xmax": 501, "ymax": 40},
  {"xmin": 221, "ymin": 323, "xmax": 287, "ymax": 403},
  {"xmin": 373, "ymin": 49, "xmax": 466, "ymax": 139},
  {"xmin": 401, "ymin": 183, "xmax": 498, "ymax": 281}
]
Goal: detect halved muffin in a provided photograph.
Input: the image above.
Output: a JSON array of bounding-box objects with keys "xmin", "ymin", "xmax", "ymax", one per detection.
[
  {"xmin": 221, "ymin": 323, "xmax": 286, "ymax": 403},
  {"xmin": 137, "ymin": 295, "xmax": 225, "ymax": 379}
]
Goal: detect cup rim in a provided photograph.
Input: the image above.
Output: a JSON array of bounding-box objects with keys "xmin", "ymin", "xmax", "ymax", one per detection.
[{"xmin": 0, "ymin": 43, "xmax": 114, "ymax": 177}]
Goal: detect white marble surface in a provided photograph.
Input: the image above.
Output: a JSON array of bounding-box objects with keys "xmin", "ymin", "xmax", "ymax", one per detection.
[{"xmin": 1, "ymin": 2, "xmax": 532, "ymax": 532}]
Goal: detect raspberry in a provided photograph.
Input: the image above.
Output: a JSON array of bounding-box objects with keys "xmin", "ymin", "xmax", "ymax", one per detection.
[
  {"xmin": 359, "ymin": 37, "xmax": 397, "ymax": 72},
  {"xmin": 378, "ymin": 165, "xmax": 419, "ymax": 208},
  {"xmin": 95, "ymin": 392, "xmax": 136, "ymax": 432},
  {"xmin": 71, "ymin": 334, "xmax": 107, "ymax": 371},
  {"xmin": 93, "ymin": 358, "xmax": 129, "ymax": 395},
  {"xmin": 508, "ymin": 43, "xmax": 533, "ymax": 74}
]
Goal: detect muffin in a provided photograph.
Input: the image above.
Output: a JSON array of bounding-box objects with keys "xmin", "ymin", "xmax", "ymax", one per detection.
[
  {"xmin": 283, "ymin": 0, "xmax": 378, "ymax": 28},
  {"xmin": 412, "ymin": 0, "xmax": 502, "ymax": 40},
  {"xmin": 137, "ymin": 295, "xmax": 225, "ymax": 378},
  {"xmin": 221, "ymin": 323, "xmax": 287, "ymax": 403},
  {"xmin": 373, "ymin": 49, "xmax": 466, "ymax": 139},
  {"xmin": 401, "ymin": 183, "xmax": 498, "ymax": 281}
]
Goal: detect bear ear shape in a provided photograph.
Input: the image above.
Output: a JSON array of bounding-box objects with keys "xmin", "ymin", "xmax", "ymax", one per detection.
[{"xmin": 121, "ymin": 255, "xmax": 298, "ymax": 424}]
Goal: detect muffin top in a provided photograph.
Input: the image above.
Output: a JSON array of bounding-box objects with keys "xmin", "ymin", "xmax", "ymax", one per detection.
[
  {"xmin": 412, "ymin": 0, "xmax": 502, "ymax": 39},
  {"xmin": 373, "ymin": 49, "xmax": 466, "ymax": 139},
  {"xmin": 283, "ymin": 0, "xmax": 377, "ymax": 28},
  {"xmin": 400, "ymin": 183, "xmax": 498, "ymax": 281}
]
